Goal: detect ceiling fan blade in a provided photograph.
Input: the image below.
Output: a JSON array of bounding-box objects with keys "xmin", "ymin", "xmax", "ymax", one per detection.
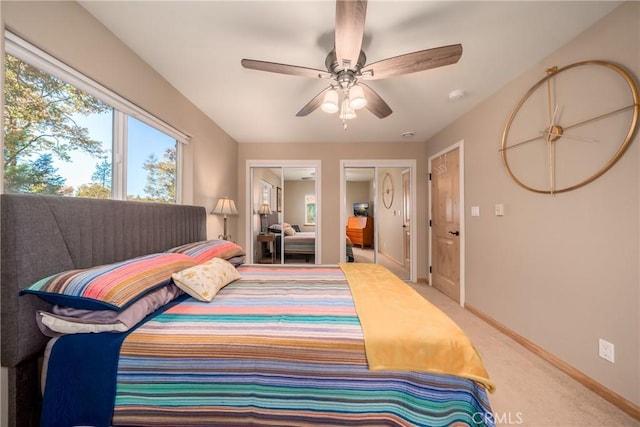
[
  {"xmin": 335, "ymin": 0, "xmax": 367, "ymax": 70},
  {"xmin": 241, "ymin": 59, "xmax": 331, "ymax": 79},
  {"xmin": 361, "ymin": 44, "xmax": 463, "ymax": 80},
  {"xmin": 296, "ymin": 86, "xmax": 332, "ymax": 117},
  {"xmin": 360, "ymin": 83, "xmax": 392, "ymax": 118}
]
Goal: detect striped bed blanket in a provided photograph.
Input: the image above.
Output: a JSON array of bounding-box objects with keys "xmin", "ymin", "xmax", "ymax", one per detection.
[
  {"xmin": 278, "ymin": 232, "xmax": 317, "ymax": 255},
  {"xmin": 111, "ymin": 265, "xmax": 493, "ymax": 426}
]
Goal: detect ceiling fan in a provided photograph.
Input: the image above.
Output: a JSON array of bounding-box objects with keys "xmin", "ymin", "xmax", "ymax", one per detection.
[{"xmin": 241, "ymin": 0, "xmax": 462, "ymax": 128}]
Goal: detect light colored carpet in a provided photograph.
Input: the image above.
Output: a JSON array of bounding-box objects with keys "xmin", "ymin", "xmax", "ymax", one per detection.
[
  {"xmin": 352, "ymin": 247, "xmax": 409, "ymax": 281},
  {"xmin": 408, "ymin": 283, "xmax": 639, "ymax": 427}
]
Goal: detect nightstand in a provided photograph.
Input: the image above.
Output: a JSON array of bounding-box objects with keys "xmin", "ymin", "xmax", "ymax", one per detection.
[{"xmin": 257, "ymin": 233, "xmax": 275, "ymax": 264}]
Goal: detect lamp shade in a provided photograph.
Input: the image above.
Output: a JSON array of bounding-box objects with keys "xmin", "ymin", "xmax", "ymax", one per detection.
[
  {"xmin": 348, "ymin": 84, "xmax": 367, "ymax": 110},
  {"xmin": 258, "ymin": 203, "xmax": 271, "ymax": 215},
  {"xmin": 321, "ymin": 89, "xmax": 339, "ymax": 113},
  {"xmin": 211, "ymin": 197, "xmax": 238, "ymax": 216}
]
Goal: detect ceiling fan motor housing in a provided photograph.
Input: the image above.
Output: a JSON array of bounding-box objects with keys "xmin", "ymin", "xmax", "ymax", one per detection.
[
  {"xmin": 325, "ymin": 49, "xmax": 367, "ymax": 92},
  {"xmin": 326, "ymin": 49, "xmax": 367, "ymax": 74}
]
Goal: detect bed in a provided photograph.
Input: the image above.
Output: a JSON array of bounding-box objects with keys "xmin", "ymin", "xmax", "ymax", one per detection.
[
  {"xmin": 266, "ymin": 212, "xmax": 355, "ymax": 263},
  {"xmin": 1, "ymin": 194, "xmax": 494, "ymax": 427}
]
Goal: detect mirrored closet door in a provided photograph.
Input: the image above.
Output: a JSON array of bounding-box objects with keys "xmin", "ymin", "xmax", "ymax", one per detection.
[{"xmin": 249, "ymin": 163, "xmax": 319, "ymax": 265}]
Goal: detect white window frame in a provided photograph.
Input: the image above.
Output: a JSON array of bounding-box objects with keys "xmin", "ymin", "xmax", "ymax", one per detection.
[{"xmin": 3, "ymin": 31, "xmax": 187, "ymax": 202}]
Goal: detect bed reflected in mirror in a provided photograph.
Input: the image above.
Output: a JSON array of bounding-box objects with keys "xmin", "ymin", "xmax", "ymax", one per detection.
[{"xmin": 279, "ymin": 167, "xmax": 316, "ymax": 264}]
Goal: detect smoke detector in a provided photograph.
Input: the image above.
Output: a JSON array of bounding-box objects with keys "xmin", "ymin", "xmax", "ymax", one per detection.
[{"xmin": 448, "ymin": 89, "xmax": 465, "ymax": 101}]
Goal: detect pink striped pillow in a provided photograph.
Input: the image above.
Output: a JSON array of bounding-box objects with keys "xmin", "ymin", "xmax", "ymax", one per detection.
[
  {"xmin": 21, "ymin": 253, "xmax": 196, "ymax": 311},
  {"xmin": 165, "ymin": 239, "xmax": 245, "ymax": 265}
]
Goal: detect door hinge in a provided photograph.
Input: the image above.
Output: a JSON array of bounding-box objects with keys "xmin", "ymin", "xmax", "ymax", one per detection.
[
  {"xmin": 429, "ymin": 219, "xmax": 432, "ymax": 227},
  {"xmin": 429, "ymin": 266, "xmax": 432, "ymax": 273},
  {"xmin": 428, "ymin": 173, "xmax": 432, "ymax": 181}
]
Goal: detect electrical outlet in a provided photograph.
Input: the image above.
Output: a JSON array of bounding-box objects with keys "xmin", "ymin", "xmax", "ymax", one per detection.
[{"xmin": 599, "ymin": 338, "xmax": 615, "ymax": 363}]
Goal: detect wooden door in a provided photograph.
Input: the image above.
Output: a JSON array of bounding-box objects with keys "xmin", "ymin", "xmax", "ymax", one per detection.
[
  {"xmin": 431, "ymin": 148, "xmax": 460, "ymax": 302},
  {"xmin": 402, "ymin": 170, "xmax": 411, "ymax": 270}
]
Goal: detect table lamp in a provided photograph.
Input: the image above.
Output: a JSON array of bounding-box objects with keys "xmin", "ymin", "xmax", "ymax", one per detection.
[
  {"xmin": 211, "ymin": 197, "xmax": 238, "ymax": 240},
  {"xmin": 258, "ymin": 203, "xmax": 271, "ymax": 234}
]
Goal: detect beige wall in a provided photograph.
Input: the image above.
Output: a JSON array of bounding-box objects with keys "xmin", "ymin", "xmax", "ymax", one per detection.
[
  {"xmin": 1, "ymin": 0, "xmax": 238, "ymax": 240},
  {"xmin": 283, "ymin": 180, "xmax": 315, "ymax": 232},
  {"xmin": 425, "ymin": 2, "xmax": 639, "ymax": 405},
  {"xmin": 239, "ymin": 142, "xmax": 427, "ymax": 275}
]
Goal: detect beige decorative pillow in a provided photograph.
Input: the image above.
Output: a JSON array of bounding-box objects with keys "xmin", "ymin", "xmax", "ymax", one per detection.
[{"xmin": 171, "ymin": 258, "xmax": 241, "ymax": 302}]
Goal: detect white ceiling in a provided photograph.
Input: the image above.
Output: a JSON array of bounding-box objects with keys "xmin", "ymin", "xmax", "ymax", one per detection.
[{"xmin": 79, "ymin": 1, "xmax": 620, "ymax": 144}]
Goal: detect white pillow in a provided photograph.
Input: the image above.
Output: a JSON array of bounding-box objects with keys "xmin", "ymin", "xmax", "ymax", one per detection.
[
  {"xmin": 283, "ymin": 226, "xmax": 296, "ymax": 236},
  {"xmin": 36, "ymin": 284, "xmax": 184, "ymax": 336},
  {"xmin": 39, "ymin": 314, "xmax": 128, "ymax": 334},
  {"xmin": 171, "ymin": 258, "xmax": 241, "ymax": 302}
]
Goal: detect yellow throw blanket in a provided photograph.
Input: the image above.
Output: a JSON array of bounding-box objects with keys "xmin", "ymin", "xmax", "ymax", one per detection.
[{"xmin": 340, "ymin": 262, "xmax": 495, "ymax": 393}]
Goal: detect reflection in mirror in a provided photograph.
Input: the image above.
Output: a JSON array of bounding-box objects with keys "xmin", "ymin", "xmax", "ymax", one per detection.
[
  {"xmin": 344, "ymin": 166, "xmax": 410, "ymax": 281},
  {"xmin": 250, "ymin": 166, "xmax": 318, "ymax": 265},
  {"xmin": 281, "ymin": 167, "xmax": 316, "ymax": 264},
  {"xmin": 345, "ymin": 167, "xmax": 376, "ymax": 264},
  {"xmin": 375, "ymin": 167, "xmax": 410, "ymax": 281},
  {"xmin": 251, "ymin": 167, "xmax": 281, "ymax": 264}
]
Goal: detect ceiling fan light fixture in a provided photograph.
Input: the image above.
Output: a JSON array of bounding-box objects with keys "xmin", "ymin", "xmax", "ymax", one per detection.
[
  {"xmin": 348, "ymin": 84, "xmax": 367, "ymax": 110},
  {"xmin": 321, "ymin": 89, "xmax": 339, "ymax": 113},
  {"xmin": 339, "ymin": 98, "xmax": 357, "ymax": 120}
]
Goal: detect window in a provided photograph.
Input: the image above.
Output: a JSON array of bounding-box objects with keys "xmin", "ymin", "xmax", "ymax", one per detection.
[
  {"xmin": 2, "ymin": 32, "xmax": 188, "ymax": 203},
  {"xmin": 127, "ymin": 117, "xmax": 177, "ymax": 202},
  {"xmin": 305, "ymin": 194, "xmax": 316, "ymax": 225},
  {"xmin": 3, "ymin": 54, "xmax": 114, "ymax": 197},
  {"xmin": 260, "ymin": 179, "xmax": 273, "ymax": 208}
]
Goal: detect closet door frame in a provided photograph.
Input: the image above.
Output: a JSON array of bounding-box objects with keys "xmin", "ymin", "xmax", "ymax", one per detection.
[
  {"xmin": 246, "ymin": 160, "xmax": 322, "ymax": 264},
  {"xmin": 340, "ymin": 159, "xmax": 417, "ymax": 282}
]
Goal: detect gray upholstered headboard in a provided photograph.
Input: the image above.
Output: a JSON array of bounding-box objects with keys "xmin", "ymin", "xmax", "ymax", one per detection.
[{"xmin": 1, "ymin": 194, "xmax": 206, "ymax": 426}]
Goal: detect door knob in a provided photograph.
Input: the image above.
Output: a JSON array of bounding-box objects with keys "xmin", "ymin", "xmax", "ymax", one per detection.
[{"xmin": 448, "ymin": 230, "xmax": 460, "ymax": 236}]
